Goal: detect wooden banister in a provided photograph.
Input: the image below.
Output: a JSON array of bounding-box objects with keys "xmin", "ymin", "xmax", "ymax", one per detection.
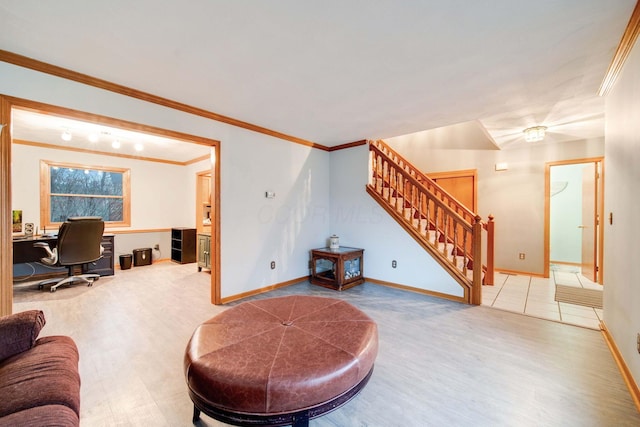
[{"xmin": 367, "ymin": 139, "xmax": 495, "ymax": 304}]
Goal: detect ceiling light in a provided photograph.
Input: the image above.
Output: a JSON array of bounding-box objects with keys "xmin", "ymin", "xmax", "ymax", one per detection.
[
  {"xmin": 523, "ymin": 126, "xmax": 547, "ymax": 142},
  {"xmin": 134, "ymin": 143, "xmax": 144, "ymax": 152},
  {"xmin": 61, "ymin": 130, "xmax": 72, "ymax": 141},
  {"xmin": 112, "ymin": 140, "xmax": 121, "ymax": 149},
  {"xmin": 88, "ymin": 133, "xmax": 99, "ymax": 143}
]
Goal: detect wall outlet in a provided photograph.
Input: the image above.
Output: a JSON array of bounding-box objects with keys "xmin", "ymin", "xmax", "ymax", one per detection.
[
  {"xmin": 153, "ymin": 244, "xmax": 160, "ymax": 250},
  {"xmin": 518, "ymin": 253, "xmax": 525, "ymax": 260},
  {"xmin": 392, "ymin": 260, "xmax": 397, "ymax": 268},
  {"xmin": 270, "ymin": 261, "xmax": 276, "ymax": 270}
]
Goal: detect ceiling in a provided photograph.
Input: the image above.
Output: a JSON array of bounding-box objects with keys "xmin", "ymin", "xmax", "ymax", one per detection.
[
  {"xmin": 0, "ymin": 1, "xmax": 637, "ymax": 152},
  {"xmin": 10, "ymin": 109, "xmax": 210, "ymax": 164}
]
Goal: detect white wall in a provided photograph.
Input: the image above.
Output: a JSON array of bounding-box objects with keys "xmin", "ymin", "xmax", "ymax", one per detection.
[
  {"xmin": 385, "ymin": 135, "xmax": 604, "ymax": 275},
  {"xmin": 1, "ymin": 62, "xmax": 330, "ymax": 300},
  {"xmin": 604, "ymin": 39, "xmax": 640, "ymax": 388},
  {"xmin": 217, "ymin": 126, "xmax": 330, "ymax": 296},
  {"xmin": 12, "ymin": 144, "xmax": 194, "ymax": 231},
  {"xmin": 329, "ymin": 146, "xmax": 462, "ymax": 297},
  {"xmin": 11, "ymin": 143, "xmax": 197, "ymax": 261}
]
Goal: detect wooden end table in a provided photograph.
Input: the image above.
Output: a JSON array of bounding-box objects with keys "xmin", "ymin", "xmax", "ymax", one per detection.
[{"xmin": 310, "ymin": 247, "xmax": 364, "ymax": 291}]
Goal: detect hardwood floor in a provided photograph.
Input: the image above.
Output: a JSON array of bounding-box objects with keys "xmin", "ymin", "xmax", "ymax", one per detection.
[{"xmin": 12, "ymin": 262, "xmax": 640, "ymax": 426}]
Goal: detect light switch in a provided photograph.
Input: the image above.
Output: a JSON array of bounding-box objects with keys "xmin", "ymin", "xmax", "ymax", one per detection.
[{"xmin": 265, "ymin": 191, "xmax": 276, "ymax": 199}]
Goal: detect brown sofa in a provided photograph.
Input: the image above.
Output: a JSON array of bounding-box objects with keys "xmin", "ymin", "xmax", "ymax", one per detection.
[{"xmin": 0, "ymin": 310, "xmax": 81, "ymax": 427}]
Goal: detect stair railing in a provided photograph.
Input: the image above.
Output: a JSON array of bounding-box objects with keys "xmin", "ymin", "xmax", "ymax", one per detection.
[{"xmin": 367, "ymin": 140, "xmax": 495, "ymax": 304}]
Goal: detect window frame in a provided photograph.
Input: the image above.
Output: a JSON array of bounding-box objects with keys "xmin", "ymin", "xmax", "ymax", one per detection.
[{"xmin": 40, "ymin": 160, "xmax": 131, "ymax": 228}]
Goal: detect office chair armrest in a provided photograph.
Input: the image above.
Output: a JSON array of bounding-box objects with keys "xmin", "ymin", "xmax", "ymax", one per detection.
[{"xmin": 33, "ymin": 242, "xmax": 58, "ymax": 265}]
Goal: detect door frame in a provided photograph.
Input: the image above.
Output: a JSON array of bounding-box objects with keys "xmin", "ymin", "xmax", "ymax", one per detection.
[
  {"xmin": 0, "ymin": 95, "xmax": 222, "ymax": 315},
  {"xmin": 544, "ymin": 157, "xmax": 604, "ymax": 282}
]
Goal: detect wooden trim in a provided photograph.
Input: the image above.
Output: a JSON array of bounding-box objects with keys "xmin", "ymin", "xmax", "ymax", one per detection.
[
  {"xmin": 0, "ymin": 96, "xmax": 12, "ymax": 316},
  {"xmin": 544, "ymin": 157, "xmax": 604, "ymax": 282},
  {"xmin": 186, "ymin": 154, "xmax": 211, "ymax": 165},
  {"xmin": 546, "ymin": 157, "xmax": 605, "ymax": 168},
  {"xmin": 544, "ymin": 162, "xmax": 551, "ymax": 278},
  {"xmin": 39, "ymin": 159, "xmax": 132, "ymax": 228},
  {"xmin": 598, "ymin": 161, "xmax": 605, "ymax": 285},
  {"xmin": 600, "ymin": 321, "xmax": 640, "ymax": 412},
  {"xmin": 1, "ymin": 94, "xmax": 223, "ymax": 312},
  {"xmin": 0, "ymin": 50, "xmax": 328, "ymax": 150},
  {"xmin": 8, "ymin": 98, "xmax": 220, "ymax": 147},
  {"xmin": 211, "ymin": 143, "xmax": 222, "ymax": 305},
  {"xmin": 117, "ymin": 257, "xmax": 171, "ymax": 267},
  {"xmin": 427, "ymin": 169, "xmax": 477, "ymax": 179},
  {"xmin": 494, "ymin": 268, "xmax": 546, "ymax": 278},
  {"xmin": 219, "ymin": 276, "xmax": 308, "ymax": 305},
  {"xmin": 107, "ymin": 228, "xmax": 172, "ymax": 234},
  {"xmin": 598, "ymin": 1, "xmax": 640, "ymax": 96},
  {"xmin": 195, "ymin": 170, "xmax": 211, "ymax": 235},
  {"xmin": 365, "ymin": 278, "xmax": 467, "ymax": 304},
  {"xmin": 327, "ymin": 139, "xmax": 367, "ymax": 152},
  {"xmin": 14, "ymin": 139, "xmax": 200, "ymax": 166}
]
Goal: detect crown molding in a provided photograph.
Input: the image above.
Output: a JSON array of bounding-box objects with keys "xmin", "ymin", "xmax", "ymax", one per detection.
[
  {"xmin": 0, "ymin": 49, "xmax": 330, "ymax": 150},
  {"xmin": 599, "ymin": 1, "xmax": 640, "ymax": 96}
]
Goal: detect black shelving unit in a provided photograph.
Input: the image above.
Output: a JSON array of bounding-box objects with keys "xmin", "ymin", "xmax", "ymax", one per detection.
[{"xmin": 171, "ymin": 227, "xmax": 196, "ymax": 264}]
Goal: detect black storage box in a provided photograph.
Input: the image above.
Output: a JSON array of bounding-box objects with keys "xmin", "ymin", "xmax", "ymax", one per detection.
[{"xmin": 133, "ymin": 248, "xmax": 152, "ymax": 266}]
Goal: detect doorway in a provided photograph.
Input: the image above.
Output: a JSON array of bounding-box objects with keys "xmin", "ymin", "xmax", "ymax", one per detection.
[
  {"xmin": 545, "ymin": 158, "xmax": 604, "ymax": 283},
  {"xmin": 0, "ymin": 96, "xmax": 222, "ymax": 315}
]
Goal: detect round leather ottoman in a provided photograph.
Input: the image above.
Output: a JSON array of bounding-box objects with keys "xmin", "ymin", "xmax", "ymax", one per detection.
[{"xmin": 184, "ymin": 295, "xmax": 378, "ymax": 427}]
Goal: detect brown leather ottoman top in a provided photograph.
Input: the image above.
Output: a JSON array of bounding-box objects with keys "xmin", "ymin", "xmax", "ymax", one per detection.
[{"xmin": 184, "ymin": 295, "xmax": 378, "ymax": 419}]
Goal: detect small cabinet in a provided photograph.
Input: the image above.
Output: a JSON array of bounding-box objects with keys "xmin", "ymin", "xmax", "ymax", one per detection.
[
  {"xmin": 310, "ymin": 247, "xmax": 364, "ymax": 291},
  {"xmin": 171, "ymin": 228, "xmax": 196, "ymax": 264},
  {"xmin": 197, "ymin": 233, "xmax": 211, "ymax": 272}
]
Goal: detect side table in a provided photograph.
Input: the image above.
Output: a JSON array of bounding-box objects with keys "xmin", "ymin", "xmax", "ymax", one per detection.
[{"xmin": 310, "ymin": 247, "xmax": 364, "ymax": 291}]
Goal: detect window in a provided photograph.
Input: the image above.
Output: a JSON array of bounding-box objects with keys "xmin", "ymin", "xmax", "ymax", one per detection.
[{"xmin": 41, "ymin": 160, "xmax": 131, "ymax": 227}]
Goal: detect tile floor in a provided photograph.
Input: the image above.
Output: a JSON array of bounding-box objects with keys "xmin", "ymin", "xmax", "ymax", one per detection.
[{"xmin": 482, "ymin": 264, "xmax": 603, "ymax": 329}]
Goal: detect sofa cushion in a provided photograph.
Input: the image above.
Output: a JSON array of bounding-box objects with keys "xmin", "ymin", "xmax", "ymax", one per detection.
[
  {"xmin": 0, "ymin": 336, "xmax": 80, "ymax": 419},
  {"xmin": 0, "ymin": 404, "xmax": 79, "ymax": 427},
  {"xmin": 0, "ymin": 310, "xmax": 46, "ymax": 362}
]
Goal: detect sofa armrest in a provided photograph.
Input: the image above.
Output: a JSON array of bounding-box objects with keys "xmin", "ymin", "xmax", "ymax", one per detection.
[{"xmin": 0, "ymin": 310, "xmax": 46, "ymax": 362}]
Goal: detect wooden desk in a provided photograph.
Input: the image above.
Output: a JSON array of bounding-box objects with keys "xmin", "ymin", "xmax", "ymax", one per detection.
[
  {"xmin": 13, "ymin": 235, "xmax": 58, "ymax": 264},
  {"xmin": 310, "ymin": 247, "xmax": 364, "ymax": 291},
  {"xmin": 13, "ymin": 235, "xmax": 115, "ymax": 281}
]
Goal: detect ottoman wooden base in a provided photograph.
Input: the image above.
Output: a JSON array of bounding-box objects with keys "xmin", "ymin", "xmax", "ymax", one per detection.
[
  {"xmin": 184, "ymin": 295, "xmax": 378, "ymax": 426},
  {"xmin": 189, "ymin": 368, "xmax": 374, "ymax": 427}
]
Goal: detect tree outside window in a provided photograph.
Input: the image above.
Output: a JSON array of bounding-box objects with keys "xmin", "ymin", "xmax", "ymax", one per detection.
[{"xmin": 41, "ymin": 160, "xmax": 130, "ymax": 227}]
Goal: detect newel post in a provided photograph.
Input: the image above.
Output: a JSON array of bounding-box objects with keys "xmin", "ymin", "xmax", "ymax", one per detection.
[
  {"xmin": 485, "ymin": 214, "xmax": 495, "ymax": 286},
  {"xmin": 471, "ymin": 215, "xmax": 483, "ymax": 305}
]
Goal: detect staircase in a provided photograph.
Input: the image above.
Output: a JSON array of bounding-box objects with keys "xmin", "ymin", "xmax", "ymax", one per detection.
[{"xmin": 366, "ymin": 139, "xmax": 495, "ymax": 305}]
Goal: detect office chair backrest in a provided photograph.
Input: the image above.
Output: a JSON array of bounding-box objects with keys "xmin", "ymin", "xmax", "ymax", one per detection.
[{"xmin": 57, "ymin": 216, "xmax": 105, "ymax": 266}]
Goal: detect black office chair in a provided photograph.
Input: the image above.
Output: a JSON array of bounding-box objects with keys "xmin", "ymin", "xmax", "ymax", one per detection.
[{"xmin": 34, "ymin": 216, "xmax": 105, "ymax": 292}]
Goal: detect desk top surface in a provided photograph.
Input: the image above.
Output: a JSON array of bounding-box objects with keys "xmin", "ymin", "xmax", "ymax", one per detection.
[{"xmin": 13, "ymin": 234, "xmax": 57, "ymax": 242}]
